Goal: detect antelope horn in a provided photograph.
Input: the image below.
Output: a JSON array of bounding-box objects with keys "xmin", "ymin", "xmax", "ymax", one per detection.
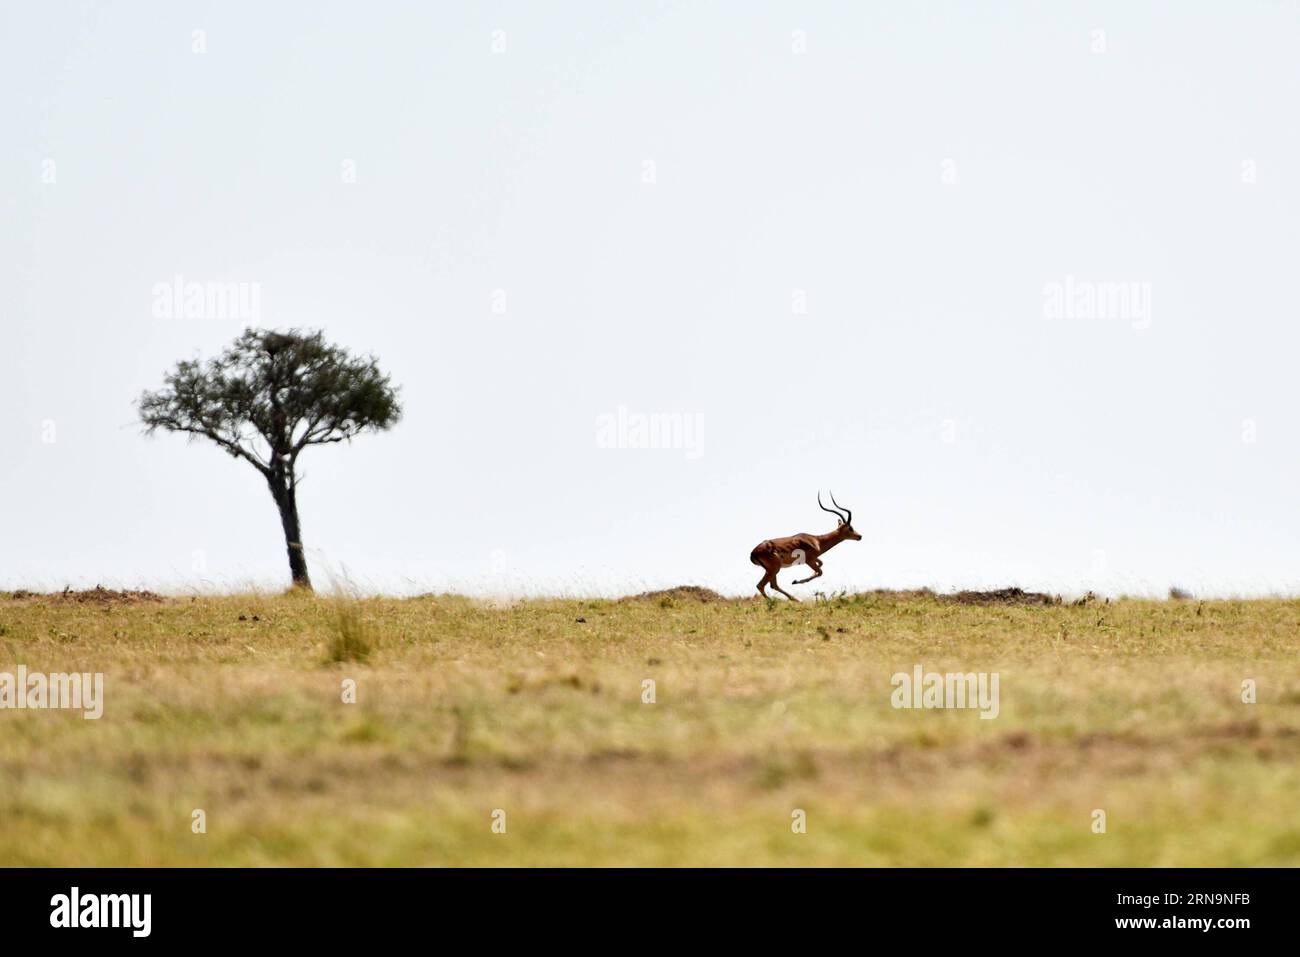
[
  {"xmin": 818, "ymin": 491, "xmax": 847, "ymax": 523},
  {"xmin": 828, "ymin": 491, "xmax": 851, "ymax": 525}
]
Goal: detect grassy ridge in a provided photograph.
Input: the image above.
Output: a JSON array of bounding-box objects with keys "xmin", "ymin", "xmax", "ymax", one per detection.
[{"xmin": 1, "ymin": 589, "xmax": 1298, "ymax": 865}]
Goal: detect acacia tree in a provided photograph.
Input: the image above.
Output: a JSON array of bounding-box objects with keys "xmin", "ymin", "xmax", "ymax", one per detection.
[{"xmin": 139, "ymin": 328, "xmax": 401, "ymax": 590}]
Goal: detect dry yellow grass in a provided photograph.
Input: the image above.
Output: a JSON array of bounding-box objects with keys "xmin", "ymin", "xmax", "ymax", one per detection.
[{"xmin": 1, "ymin": 588, "xmax": 1298, "ymax": 865}]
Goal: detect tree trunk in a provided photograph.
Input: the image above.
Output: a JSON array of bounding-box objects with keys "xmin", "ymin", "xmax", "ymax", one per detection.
[{"xmin": 269, "ymin": 476, "xmax": 311, "ymax": 590}]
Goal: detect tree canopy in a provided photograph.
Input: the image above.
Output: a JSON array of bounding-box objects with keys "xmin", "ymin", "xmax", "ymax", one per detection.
[{"xmin": 139, "ymin": 328, "xmax": 401, "ymax": 475}]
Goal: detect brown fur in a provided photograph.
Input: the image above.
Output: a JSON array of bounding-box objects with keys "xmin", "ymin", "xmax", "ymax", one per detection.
[{"xmin": 750, "ymin": 506, "xmax": 862, "ymax": 602}]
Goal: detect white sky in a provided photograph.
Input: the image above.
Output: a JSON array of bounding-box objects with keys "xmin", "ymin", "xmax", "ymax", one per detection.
[{"xmin": 3, "ymin": 1, "xmax": 1300, "ymax": 598}]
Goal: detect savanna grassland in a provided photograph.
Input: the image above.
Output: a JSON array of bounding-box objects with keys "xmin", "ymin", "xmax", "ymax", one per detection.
[{"xmin": 1, "ymin": 586, "xmax": 1299, "ymax": 866}]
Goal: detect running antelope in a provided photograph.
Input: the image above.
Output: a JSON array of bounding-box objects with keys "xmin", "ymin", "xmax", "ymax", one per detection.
[{"xmin": 750, "ymin": 492, "xmax": 861, "ymax": 600}]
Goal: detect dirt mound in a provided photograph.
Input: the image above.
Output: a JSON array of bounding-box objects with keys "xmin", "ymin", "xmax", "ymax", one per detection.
[
  {"xmin": 4, "ymin": 585, "xmax": 166, "ymax": 604},
  {"xmin": 823, "ymin": 587, "xmax": 1057, "ymax": 606},
  {"xmin": 622, "ymin": 585, "xmax": 727, "ymax": 604},
  {"xmin": 942, "ymin": 587, "xmax": 1059, "ymax": 607},
  {"xmin": 856, "ymin": 588, "xmax": 939, "ymax": 601}
]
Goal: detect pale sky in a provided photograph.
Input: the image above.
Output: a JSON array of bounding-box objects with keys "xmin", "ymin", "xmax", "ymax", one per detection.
[{"xmin": 4, "ymin": 2, "xmax": 1300, "ymax": 598}]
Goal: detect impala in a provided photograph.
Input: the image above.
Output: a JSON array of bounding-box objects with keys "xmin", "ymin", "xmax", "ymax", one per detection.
[{"xmin": 750, "ymin": 492, "xmax": 861, "ymax": 600}]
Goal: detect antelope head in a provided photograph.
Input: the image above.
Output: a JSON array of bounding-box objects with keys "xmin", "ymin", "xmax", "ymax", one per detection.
[{"xmin": 818, "ymin": 491, "xmax": 862, "ymax": 541}]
